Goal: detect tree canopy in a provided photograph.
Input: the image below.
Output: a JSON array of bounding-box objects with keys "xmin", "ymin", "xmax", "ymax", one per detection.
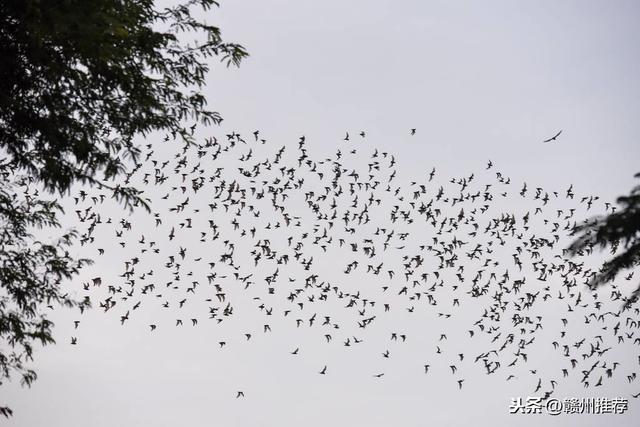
[
  {"xmin": 0, "ymin": 0, "xmax": 246, "ymax": 206},
  {"xmin": 0, "ymin": 0, "xmax": 246, "ymax": 416}
]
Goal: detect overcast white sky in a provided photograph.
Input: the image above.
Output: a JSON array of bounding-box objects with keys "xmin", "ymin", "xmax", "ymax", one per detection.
[{"xmin": 5, "ymin": 1, "xmax": 640, "ymax": 426}]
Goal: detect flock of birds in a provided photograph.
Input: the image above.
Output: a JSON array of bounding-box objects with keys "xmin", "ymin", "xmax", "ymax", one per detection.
[{"xmin": 65, "ymin": 128, "xmax": 640, "ymax": 401}]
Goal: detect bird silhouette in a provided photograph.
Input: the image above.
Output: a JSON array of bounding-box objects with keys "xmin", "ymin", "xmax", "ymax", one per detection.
[{"xmin": 543, "ymin": 130, "xmax": 562, "ymax": 143}]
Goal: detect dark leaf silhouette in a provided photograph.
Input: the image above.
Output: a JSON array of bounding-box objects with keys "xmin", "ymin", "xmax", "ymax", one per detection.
[{"xmin": 568, "ymin": 173, "xmax": 640, "ymax": 298}]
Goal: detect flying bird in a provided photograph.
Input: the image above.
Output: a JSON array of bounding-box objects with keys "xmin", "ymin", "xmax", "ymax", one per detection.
[{"xmin": 543, "ymin": 130, "xmax": 562, "ymax": 143}]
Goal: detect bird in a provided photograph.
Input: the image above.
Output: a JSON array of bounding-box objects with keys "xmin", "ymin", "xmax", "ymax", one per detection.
[{"xmin": 543, "ymin": 130, "xmax": 562, "ymax": 143}]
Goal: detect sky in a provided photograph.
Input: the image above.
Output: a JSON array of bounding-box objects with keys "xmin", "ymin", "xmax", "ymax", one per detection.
[{"xmin": 5, "ymin": 1, "xmax": 640, "ymax": 426}]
